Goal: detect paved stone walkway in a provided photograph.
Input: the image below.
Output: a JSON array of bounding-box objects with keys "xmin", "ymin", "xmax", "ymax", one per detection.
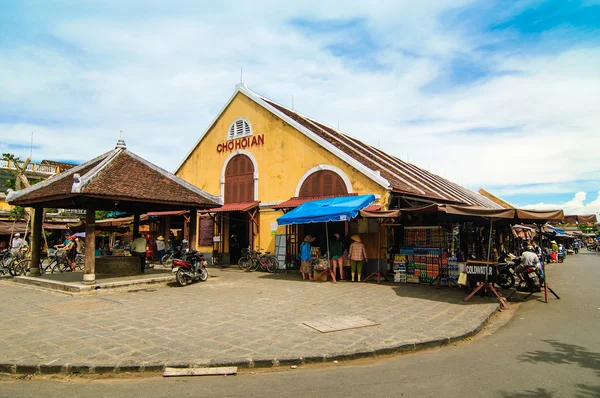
[{"xmin": 0, "ymin": 269, "xmax": 499, "ymax": 373}]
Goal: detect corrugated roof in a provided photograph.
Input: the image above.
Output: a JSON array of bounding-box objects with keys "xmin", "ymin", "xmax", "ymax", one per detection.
[{"xmin": 258, "ymin": 95, "xmax": 501, "ymax": 209}]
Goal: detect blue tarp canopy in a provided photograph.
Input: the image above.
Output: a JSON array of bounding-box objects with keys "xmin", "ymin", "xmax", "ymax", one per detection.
[{"xmin": 277, "ymin": 194, "xmax": 375, "ymax": 226}]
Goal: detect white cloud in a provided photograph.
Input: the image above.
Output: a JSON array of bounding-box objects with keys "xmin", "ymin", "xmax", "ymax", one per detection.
[
  {"xmin": 0, "ymin": 1, "xmax": 598, "ymax": 205},
  {"xmin": 523, "ymin": 191, "xmax": 600, "ymax": 216}
]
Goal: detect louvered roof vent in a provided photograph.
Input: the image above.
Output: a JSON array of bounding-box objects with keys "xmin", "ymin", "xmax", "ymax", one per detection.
[{"xmin": 227, "ymin": 118, "xmax": 252, "ymax": 140}]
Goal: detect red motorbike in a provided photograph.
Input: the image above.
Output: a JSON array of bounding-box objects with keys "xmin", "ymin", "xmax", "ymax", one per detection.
[{"xmin": 171, "ymin": 251, "xmax": 208, "ymax": 287}]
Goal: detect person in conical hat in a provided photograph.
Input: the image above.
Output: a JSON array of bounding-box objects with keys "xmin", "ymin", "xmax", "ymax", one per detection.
[
  {"xmin": 348, "ymin": 235, "xmax": 367, "ymax": 282},
  {"xmin": 299, "ymin": 235, "xmax": 316, "ymax": 280},
  {"xmin": 156, "ymin": 236, "xmax": 166, "ymax": 265},
  {"xmin": 304, "ymin": 235, "xmax": 316, "ymax": 243}
]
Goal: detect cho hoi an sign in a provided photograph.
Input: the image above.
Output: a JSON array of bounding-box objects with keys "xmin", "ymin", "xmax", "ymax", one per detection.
[
  {"xmin": 465, "ymin": 261, "xmax": 497, "ymax": 283},
  {"xmin": 217, "ymin": 134, "xmax": 265, "ymax": 153}
]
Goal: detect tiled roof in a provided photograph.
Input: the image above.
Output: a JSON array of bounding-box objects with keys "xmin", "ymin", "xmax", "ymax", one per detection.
[
  {"xmin": 262, "ymin": 98, "xmax": 500, "ymax": 209},
  {"xmin": 362, "ymin": 205, "xmax": 382, "ymax": 211},
  {"xmin": 273, "ymin": 194, "xmax": 358, "ymax": 210},
  {"xmin": 146, "ymin": 210, "xmax": 189, "ymax": 216},
  {"xmin": 205, "ymin": 201, "xmax": 260, "ymax": 213},
  {"xmin": 7, "ymin": 145, "xmax": 221, "ymax": 208}
]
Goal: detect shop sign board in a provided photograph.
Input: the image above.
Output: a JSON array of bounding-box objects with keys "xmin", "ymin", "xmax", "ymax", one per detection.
[
  {"xmin": 465, "ymin": 262, "xmax": 497, "ymax": 283},
  {"xmin": 217, "ymin": 134, "xmax": 265, "ymax": 153}
]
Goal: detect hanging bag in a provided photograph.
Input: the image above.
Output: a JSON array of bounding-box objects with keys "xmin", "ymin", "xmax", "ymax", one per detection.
[{"xmin": 458, "ymin": 272, "xmax": 467, "ymax": 286}]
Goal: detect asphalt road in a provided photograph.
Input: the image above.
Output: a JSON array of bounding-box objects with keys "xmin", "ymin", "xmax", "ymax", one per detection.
[{"xmin": 1, "ymin": 251, "xmax": 598, "ymax": 398}]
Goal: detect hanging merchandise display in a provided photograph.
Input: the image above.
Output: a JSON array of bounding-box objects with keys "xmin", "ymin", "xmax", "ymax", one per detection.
[
  {"xmin": 393, "ymin": 254, "xmax": 407, "ymax": 283},
  {"xmin": 396, "ymin": 226, "xmax": 452, "ymax": 285}
]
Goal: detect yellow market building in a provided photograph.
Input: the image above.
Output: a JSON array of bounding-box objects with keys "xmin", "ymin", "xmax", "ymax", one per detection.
[{"xmin": 176, "ymin": 84, "xmax": 500, "ymax": 265}]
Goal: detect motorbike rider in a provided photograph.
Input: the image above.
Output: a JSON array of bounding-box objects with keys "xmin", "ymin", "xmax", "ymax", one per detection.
[{"xmin": 522, "ymin": 245, "xmax": 543, "ymax": 278}]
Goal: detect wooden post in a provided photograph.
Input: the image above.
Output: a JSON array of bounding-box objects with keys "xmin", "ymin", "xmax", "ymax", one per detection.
[
  {"xmin": 189, "ymin": 209, "xmax": 198, "ymax": 251},
  {"xmin": 133, "ymin": 213, "xmax": 140, "ymax": 238},
  {"xmin": 163, "ymin": 216, "xmax": 171, "ymax": 242},
  {"xmin": 83, "ymin": 206, "xmax": 96, "ymax": 284},
  {"xmin": 30, "ymin": 206, "xmax": 43, "ymax": 276}
]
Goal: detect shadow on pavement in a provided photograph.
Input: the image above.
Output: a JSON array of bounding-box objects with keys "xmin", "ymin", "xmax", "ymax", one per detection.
[
  {"xmin": 499, "ymin": 388, "xmax": 554, "ymax": 398},
  {"xmin": 499, "ymin": 384, "xmax": 600, "ymax": 398},
  {"xmin": 32, "ymin": 268, "xmax": 172, "ymax": 283},
  {"xmin": 390, "ymin": 283, "xmax": 502, "ymax": 305},
  {"xmin": 519, "ymin": 340, "xmax": 600, "ymax": 376},
  {"xmin": 509, "ymin": 340, "xmax": 600, "ymax": 398}
]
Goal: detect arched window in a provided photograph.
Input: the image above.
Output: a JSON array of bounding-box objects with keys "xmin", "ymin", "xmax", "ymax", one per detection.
[
  {"xmin": 299, "ymin": 170, "xmax": 348, "ymax": 197},
  {"xmin": 225, "ymin": 155, "xmax": 254, "ymax": 203},
  {"xmin": 227, "ymin": 118, "xmax": 252, "ymax": 140}
]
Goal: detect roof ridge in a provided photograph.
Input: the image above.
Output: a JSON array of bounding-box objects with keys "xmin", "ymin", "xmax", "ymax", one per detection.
[
  {"xmin": 260, "ymin": 88, "xmax": 497, "ymax": 207},
  {"xmin": 73, "ymin": 148, "xmax": 122, "ymax": 193}
]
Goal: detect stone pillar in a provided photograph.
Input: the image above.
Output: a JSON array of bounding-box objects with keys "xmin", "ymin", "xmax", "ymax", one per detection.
[
  {"xmin": 30, "ymin": 206, "xmax": 44, "ymax": 276},
  {"xmin": 189, "ymin": 209, "xmax": 198, "ymax": 251},
  {"xmin": 83, "ymin": 206, "xmax": 96, "ymax": 284}
]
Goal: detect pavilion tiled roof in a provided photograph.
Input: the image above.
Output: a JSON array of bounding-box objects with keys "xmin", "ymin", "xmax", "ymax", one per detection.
[{"xmin": 7, "ymin": 142, "xmax": 221, "ymax": 208}]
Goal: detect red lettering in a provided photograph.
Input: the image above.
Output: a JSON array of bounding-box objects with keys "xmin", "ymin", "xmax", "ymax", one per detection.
[
  {"xmin": 257, "ymin": 134, "xmax": 264, "ymax": 146},
  {"xmin": 228, "ymin": 141, "xmax": 234, "ymax": 151},
  {"xmin": 216, "ymin": 143, "xmax": 223, "ymax": 153},
  {"xmin": 241, "ymin": 137, "xmax": 248, "ymax": 148},
  {"xmin": 251, "ymin": 136, "xmax": 258, "ymax": 146},
  {"xmin": 235, "ymin": 139, "xmax": 241, "ymax": 150}
]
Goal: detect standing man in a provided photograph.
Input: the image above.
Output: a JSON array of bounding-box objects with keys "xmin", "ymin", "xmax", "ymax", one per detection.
[
  {"xmin": 131, "ymin": 234, "xmax": 147, "ymax": 273},
  {"xmin": 156, "ymin": 236, "xmax": 166, "ymax": 264},
  {"xmin": 11, "ymin": 233, "xmax": 23, "ymax": 254},
  {"xmin": 532, "ymin": 241, "xmax": 543, "ymax": 263}
]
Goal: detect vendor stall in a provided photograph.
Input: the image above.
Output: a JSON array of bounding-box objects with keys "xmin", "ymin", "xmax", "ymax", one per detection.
[{"xmin": 277, "ymin": 194, "xmax": 375, "ymax": 282}]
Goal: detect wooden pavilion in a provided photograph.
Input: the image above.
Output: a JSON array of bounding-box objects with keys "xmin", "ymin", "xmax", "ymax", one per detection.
[{"xmin": 6, "ymin": 138, "xmax": 221, "ymax": 284}]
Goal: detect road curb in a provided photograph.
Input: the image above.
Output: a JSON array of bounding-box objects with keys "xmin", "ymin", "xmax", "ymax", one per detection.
[{"xmin": 0, "ymin": 303, "xmax": 500, "ymax": 375}]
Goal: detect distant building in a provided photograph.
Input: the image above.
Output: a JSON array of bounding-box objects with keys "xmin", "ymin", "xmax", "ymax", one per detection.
[{"xmin": 0, "ymin": 159, "xmax": 77, "ymax": 194}]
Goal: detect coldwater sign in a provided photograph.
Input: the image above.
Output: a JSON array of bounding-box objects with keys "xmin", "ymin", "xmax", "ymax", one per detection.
[
  {"xmin": 465, "ymin": 262, "xmax": 497, "ymax": 283},
  {"xmin": 217, "ymin": 135, "xmax": 265, "ymax": 153}
]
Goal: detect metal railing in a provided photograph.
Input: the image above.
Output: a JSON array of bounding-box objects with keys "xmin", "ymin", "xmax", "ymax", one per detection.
[{"xmin": 0, "ymin": 160, "xmax": 59, "ymax": 175}]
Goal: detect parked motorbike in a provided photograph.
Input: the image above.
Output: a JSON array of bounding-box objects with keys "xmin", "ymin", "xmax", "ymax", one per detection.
[
  {"xmin": 496, "ymin": 253, "xmax": 520, "ymax": 289},
  {"xmin": 172, "ymin": 250, "xmax": 208, "ymax": 286},
  {"xmin": 557, "ymin": 248, "xmax": 567, "ymax": 263},
  {"xmin": 513, "ymin": 261, "xmax": 542, "ymax": 292}
]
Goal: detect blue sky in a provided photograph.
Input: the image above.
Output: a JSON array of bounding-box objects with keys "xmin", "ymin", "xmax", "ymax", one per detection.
[{"xmin": 1, "ymin": 0, "xmax": 599, "ymax": 214}]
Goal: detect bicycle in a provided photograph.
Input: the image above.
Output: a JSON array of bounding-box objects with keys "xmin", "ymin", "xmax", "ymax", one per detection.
[
  {"xmin": 74, "ymin": 252, "xmax": 85, "ymax": 271},
  {"xmin": 237, "ymin": 248, "xmax": 253, "ymax": 270},
  {"xmin": 11, "ymin": 254, "xmax": 51, "ymax": 276},
  {"xmin": 244, "ymin": 248, "xmax": 278, "ymax": 273},
  {"xmin": 48, "ymin": 249, "xmax": 75, "ymax": 273},
  {"xmin": 1, "ymin": 250, "xmax": 26, "ymax": 276}
]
